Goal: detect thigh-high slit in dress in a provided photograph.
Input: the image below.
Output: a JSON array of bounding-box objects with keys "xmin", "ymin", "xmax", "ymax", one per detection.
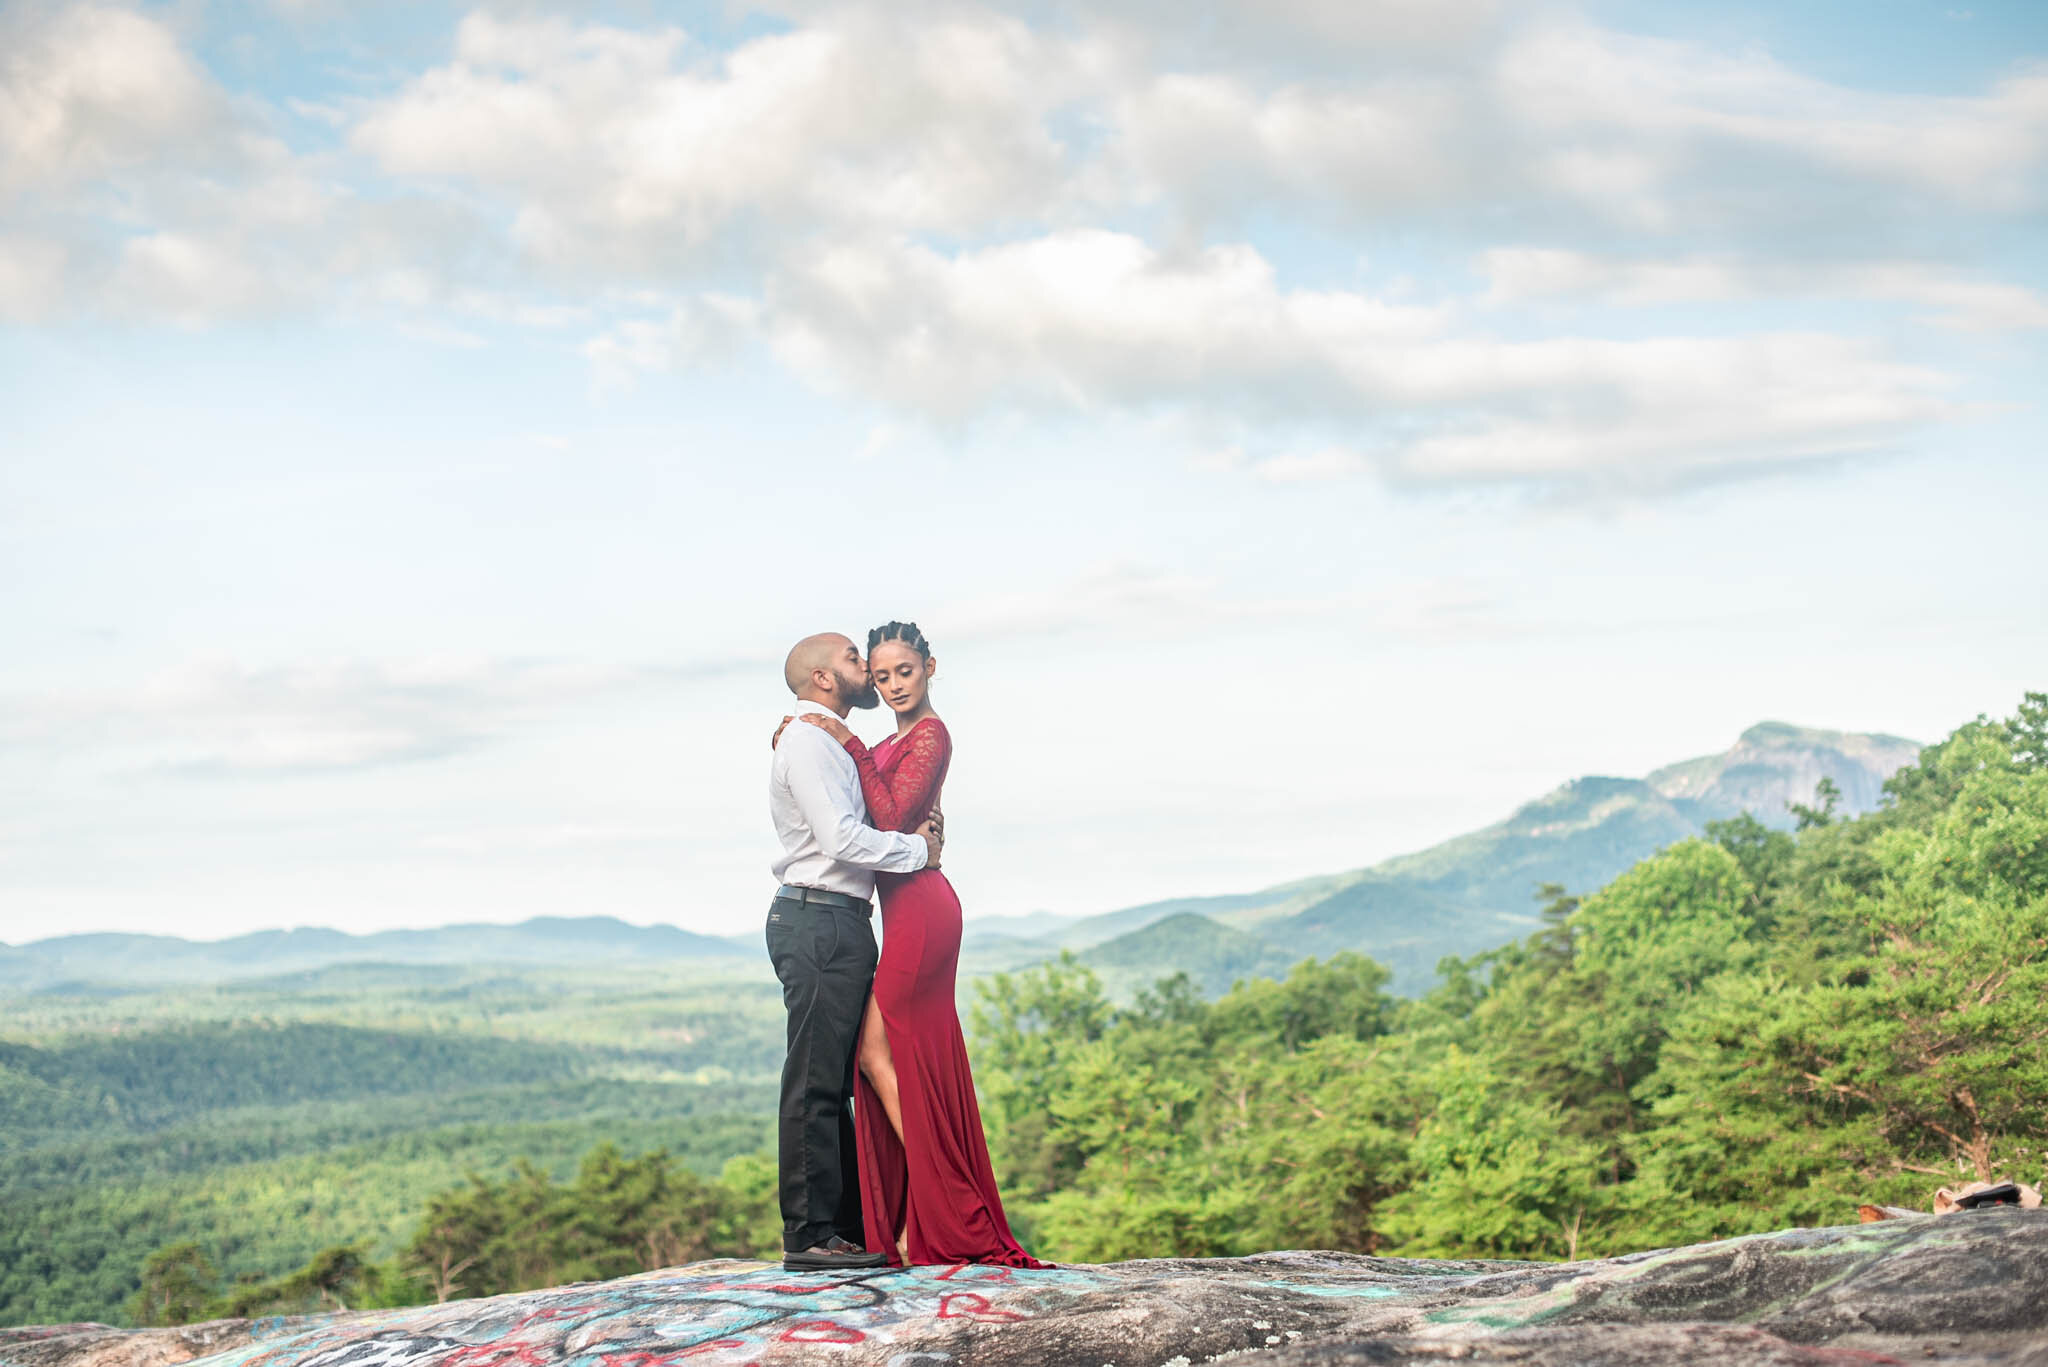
[{"xmin": 838, "ymin": 718, "xmax": 1047, "ymax": 1268}]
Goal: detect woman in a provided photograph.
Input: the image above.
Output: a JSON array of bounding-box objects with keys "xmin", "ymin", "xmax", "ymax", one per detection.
[{"xmin": 794, "ymin": 620, "xmax": 1046, "ymax": 1270}]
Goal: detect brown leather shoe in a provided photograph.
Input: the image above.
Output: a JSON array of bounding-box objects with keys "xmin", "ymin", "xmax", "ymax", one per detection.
[{"xmin": 784, "ymin": 1241, "xmax": 888, "ymax": 1270}]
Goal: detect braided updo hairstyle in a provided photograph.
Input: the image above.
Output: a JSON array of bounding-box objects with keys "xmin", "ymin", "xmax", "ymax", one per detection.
[{"xmin": 867, "ymin": 620, "xmax": 931, "ymax": 660}]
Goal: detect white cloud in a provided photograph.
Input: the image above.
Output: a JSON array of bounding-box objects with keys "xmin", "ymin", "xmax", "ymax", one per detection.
[
  {"xmin": 111, "ymin": 231, "xmax": 295, "ymax": 326},
  {"xmin": 1846, "ymin": 265, "xmax": 2048, "ymax": 332},
  {"xmin": 0, "ymin": 4, "xmax": 368, "ymax": 324},
  {"xmin": 0, "ymin": 656, "xmax": 657, "ymax": 775},
  {"xmin": 581, "ymin": 294, "xmax": 757, "ymax": 389},
  {"xmin": 746, "ymin": 229, "xmax": 1950, "ymax": 489},
  {"xmin": 779, "ymin": 0, "xmax": 1508, "ymax": 66},
  {"xmin": 1093, "ymin": 17, "xmax": 2048, "ymax": 239},
  {"xmin": 1481, "ymin": 248, "xmax": 1743, "ymax": 306},
  {"xmin": 13, "ymin": 4, "xmax": 2046, "ymax": 309},
  {"xmin": 1109, "ymin": 71, "xmax": 1473, "ymax": 224},
  {"xmin": 761, "ymin": 229, "xmax": 1444, "ymax": 414},
  {"xmin": 352, "ymin": 9, "xmax": 1082, "ymax": 276},
  {"xmin": 1480, "ymin": 248, "xmax": 2048, "ymax": 331},
  {"xmin": 1, "ymin": 2, "xmax": 2035, "ymax": 495},
  {"xmin": 1105, "ymin": 0, "xmax": 1505, "ymax": 62},
  {"xmin": 1497, "ymin": 26, "xmax": 2048, "ymax": 226},
  {"xmin": 0, "ymin": 233, "xmax": 67, "ymax": 321},
  {"xmin": 1384, "ymin": 337, "xmax": 1946, "ymax": 487},
  {"xmin": 0, "ymin": 4, "xmax": 226, "ymax": 194}
]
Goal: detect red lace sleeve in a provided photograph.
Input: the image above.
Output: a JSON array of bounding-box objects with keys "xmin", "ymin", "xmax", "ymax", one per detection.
[{"xmin": 844, "ymin": 720, "xmax": 950, "ymax": 833}]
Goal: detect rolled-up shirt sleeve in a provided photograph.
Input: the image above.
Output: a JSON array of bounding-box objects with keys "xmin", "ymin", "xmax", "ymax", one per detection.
[{"xmin": 782, "ymin": 728, "xmax": 928, "ymax": 873}]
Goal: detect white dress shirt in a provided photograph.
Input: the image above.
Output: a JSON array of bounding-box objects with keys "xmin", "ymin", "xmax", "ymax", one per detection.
[{"xmin": 770, "ymin": 699, "xmax": 929, "ymax": 899}]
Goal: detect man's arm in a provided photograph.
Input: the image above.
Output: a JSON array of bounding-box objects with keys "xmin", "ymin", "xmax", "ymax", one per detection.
[{"xmin": 782, "ymin": 729, "xmax": 933, "ymax": 872}]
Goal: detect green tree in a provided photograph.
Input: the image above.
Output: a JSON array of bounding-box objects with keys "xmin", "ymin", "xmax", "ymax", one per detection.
[
  {"xmin": 1789, "ymin": 757, "xmax": 2048, "ymax": 1182},
  {"xmin": 1203, "ymin": 953, "xmax": 1394, "ymax": 1051},
  {"xmin": 968, "ymin": 954, "xmax": 1114, "ymax": 1200},
  {"xmin": 1789, "ymin": 776, "xmax": 1843, "ymax": 831},
  {"xmin": 707, "ymin": 1153, "xmax": 781, "ymax": 1258},
  {"xmin": 1378, "ymin": 1049, "xmax": 1601, "ymax": 1260},
  {"xmin": 1628, "ymin": 700, "xmax": 2048, "ymax": 1245},
  {"xmin": 1230, "ymin": 1033, "xmax": 1421, "ymax": 1253},
  {"xmin": 397, "ymin": 1145, "xmax": 771, "ymax": 1302},
  {"xmin": 128, "ymin": 1242, "xmax": 216, "ymax": 1327},
  {"xmin": 1705, "ymin": 813, "xmax": 1796, "ymax": 913},
  {"xmin": 220, "ymin": 1245, "xmax": 382, "ymax": 1317}
]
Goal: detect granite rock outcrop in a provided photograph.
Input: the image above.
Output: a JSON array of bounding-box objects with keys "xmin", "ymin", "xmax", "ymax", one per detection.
[{"xmin": 5, "ymin": 1211, "xmax": 2044, "ymax": 1367}]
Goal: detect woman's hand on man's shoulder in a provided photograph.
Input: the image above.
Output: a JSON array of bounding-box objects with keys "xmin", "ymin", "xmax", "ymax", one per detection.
[{"xmin": 799, "ymin": 712, "xmax": 856, "ymax": 744}]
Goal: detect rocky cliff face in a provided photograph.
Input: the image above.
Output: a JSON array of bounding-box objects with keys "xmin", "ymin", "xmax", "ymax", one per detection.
[
  {"xmin": 8, "ymin": 1212, "xmax": 2044, "ymax": 1367},
  {"xmin": 1645, "ymin": 721, "xmax": 1923, "ymax": 822}
]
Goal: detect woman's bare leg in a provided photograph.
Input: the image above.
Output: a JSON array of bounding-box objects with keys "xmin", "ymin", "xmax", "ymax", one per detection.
[
  {"xmin": 857, "ymin": 998, "xmax": 906, "ymax": 1142},
  {"xmin": 856, "ymin": 999, "xmax": 910, "ymax": 1261}
]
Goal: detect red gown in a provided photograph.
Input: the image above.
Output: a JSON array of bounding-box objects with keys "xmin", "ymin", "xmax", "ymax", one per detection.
[{"xmin": 841, "ymin": 717, "xmax": 1047, "ymax": 1269}]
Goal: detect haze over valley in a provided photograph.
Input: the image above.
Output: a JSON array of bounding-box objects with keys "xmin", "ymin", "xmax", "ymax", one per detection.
[{"xmin": 5, "ymin": 718, "xmax": 1920, "ymax": 997}]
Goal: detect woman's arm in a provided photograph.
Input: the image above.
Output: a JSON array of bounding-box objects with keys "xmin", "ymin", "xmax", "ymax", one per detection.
[
  {"xmin": 805, "ymin": 716, "xmax": 948, "ymax": 833},
  {"xmin": 779, "ymin": 725, "xmax": 932, "ymax": 871}
]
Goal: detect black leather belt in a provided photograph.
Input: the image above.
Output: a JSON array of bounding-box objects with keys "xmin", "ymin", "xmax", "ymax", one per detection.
[{"xmin": 775, "ymin": 884, "xmax": 871, "ymax": 913}]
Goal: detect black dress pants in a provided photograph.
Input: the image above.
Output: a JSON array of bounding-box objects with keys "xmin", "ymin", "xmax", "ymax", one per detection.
[{"xmin": 765, "ymin": 893, "xmax": 878, "ymax": 1252}]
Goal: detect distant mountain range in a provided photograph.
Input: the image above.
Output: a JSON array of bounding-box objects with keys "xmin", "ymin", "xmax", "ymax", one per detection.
[
  {"xmin": 2, "ymin": 722, "xmax": 1921, "ymax": 998},
  {"xmin": 0, "ymin": 917, "xmax": 749, "ymax": 991},
  {"xmin": 955, "ymin": 721, "xmax": 1923, "ymax": 995}
]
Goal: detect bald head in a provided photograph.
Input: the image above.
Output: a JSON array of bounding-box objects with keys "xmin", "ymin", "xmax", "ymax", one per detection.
[{"xmin": 778, "ymin": 635, "xmax": 851, "ymax": 700}]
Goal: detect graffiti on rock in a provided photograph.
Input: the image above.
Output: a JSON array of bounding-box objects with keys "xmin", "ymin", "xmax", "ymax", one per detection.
[{"xmin": 179, "ymin": 1260, "xmax": 1106, "ymax": 1367}]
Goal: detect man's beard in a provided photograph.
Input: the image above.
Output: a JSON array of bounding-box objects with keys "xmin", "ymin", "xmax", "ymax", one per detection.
[{"xmin": 839, "ymin": 671, "xmax": 881, "ymax": 710}]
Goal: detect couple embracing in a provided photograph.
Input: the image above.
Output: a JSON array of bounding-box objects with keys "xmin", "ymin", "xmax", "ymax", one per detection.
[{"xmin": 764, "ymin": 622, "xmax": 1046, "ymax": 1273}]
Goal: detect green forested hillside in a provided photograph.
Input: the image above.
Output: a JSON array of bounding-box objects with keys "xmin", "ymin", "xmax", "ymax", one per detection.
[
  {"xmin": 968, "ymin": 695, "xmax": 2046, "ymax": 1262},
  {"xmin": 0, "ymin": 1024, "xmax": 589, "ymax": 1136},
  {"xmin": 0, "ymin": 967, "xmax": 782, "ymax": 1327},
  {"xmin": 1076, "ymin": 912, "xmax": 1295, "ymax": 998},
  {"xmin": 2, "ymin": 1100, "xmax": 771, "ymax": 1327}
]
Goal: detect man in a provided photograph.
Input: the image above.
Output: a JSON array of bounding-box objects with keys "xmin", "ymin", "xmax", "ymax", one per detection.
[{"xmin": 767, "ymin": 632, "xmax": 942, "ymax": 1271}]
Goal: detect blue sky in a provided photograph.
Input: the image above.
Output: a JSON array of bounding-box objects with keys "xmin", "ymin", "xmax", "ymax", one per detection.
[{"xmin": 2, "ymin": 0, "xmax": 2044, "ymax": 943}]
